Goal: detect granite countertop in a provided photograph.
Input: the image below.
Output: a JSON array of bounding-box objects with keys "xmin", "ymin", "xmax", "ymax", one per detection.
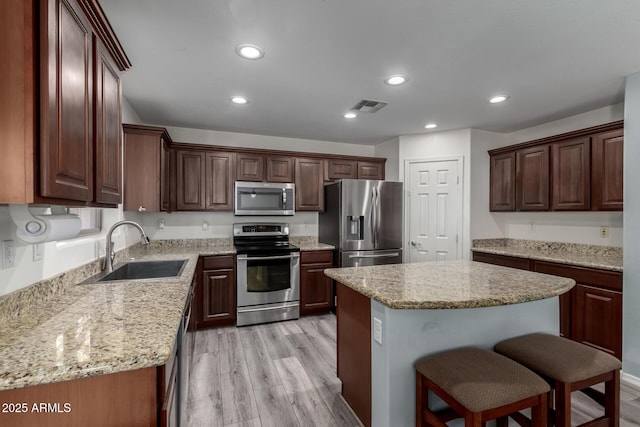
[
  {"xmin": 0, "ymin": 243, "xmax": 233, "ymax": 392},
  {"xmin": 324, "ymin": 260, "xmax": 575, "ymax": 310},
  {"xmin": 471, "ymin": 239, "xmax": 622, "ymax": 272},
  {"xmin": 0, "ymin": 236, "xmax": 333, "ymax": 392}
]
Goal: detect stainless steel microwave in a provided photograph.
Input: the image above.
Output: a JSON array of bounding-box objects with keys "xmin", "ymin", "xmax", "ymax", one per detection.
[{"xmin": 234, "ymin": 182, "xmax": 295, "ymax": 216}]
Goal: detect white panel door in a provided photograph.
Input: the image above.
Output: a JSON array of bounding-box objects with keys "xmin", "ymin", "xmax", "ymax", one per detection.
[{"xmin": 407, "ymin": 159, "xmax": 461, "ymax": 262}]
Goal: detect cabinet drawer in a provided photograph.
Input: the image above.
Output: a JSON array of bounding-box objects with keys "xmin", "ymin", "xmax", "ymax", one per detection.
[
  {"xmin": 533, "ymin": 261, "xmax": 622, "ymax": 291},
  {"xmin": 472, "ymin": 252, "xmax": 531, "ymax": 270},
  {"xmin": 202, "ymin": 255, "xmax": 235, "ymax": 270},
  {"xmin": 301, "ymin": 250, "xmax": 333, "ymax": 265}
]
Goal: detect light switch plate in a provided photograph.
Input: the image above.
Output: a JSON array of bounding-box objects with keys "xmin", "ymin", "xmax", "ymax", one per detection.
[
  {"xmin": 2, "ymin": 240, "xmax": 16, "ymax": 269},
  {"xmin": 33, "ymin": 243, "xmax": 43, "ymax": 262},
  {"xmin": 373, "ymin": 317, "xmax": 383, "ymax": 345}
]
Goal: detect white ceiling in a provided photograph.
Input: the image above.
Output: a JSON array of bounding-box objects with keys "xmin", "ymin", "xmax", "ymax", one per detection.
[{"xmin": 100, "ymin": 0, "xmax": 640, "ymax": 145}]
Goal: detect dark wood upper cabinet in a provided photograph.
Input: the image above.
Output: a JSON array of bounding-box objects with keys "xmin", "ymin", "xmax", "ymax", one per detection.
[
  {"xmin": 326, "ymin": 160, "xmax": 357, "ymax": 179},
  {"xmin": 551, "ymin": 137, "xmax": 590, "ymax": 211},
  {"xmin": 94, "ymin": 39, "xmax": 122, "ymax": 205},
  {"xmin": 295, "ymin": 158, "xmax": 324, "ymax": 211},
  {"xmin": 516, "ymin": 145, "xmax": 549, "ymax": 211},
  {"xmin": 266, "ymin": 156, "xmax": 294, "ymax": 182},
  {"xmin": 123, "ymin": 125, "xmax": 171, "ymax": 212},
  {"xmin": 592, "ymin": 128, "xmax": 624, "ymax": 211},
  {"xmin": 0, "ymin": 0, "xmax": 130, "ymax": 206},
  {"xmin": 489, "ymin": 152, "xmax": 516, "ymax": 211},
  {"xmin": 176, "ymin": 150, "xmax": 206, "ymax": 210},
  {"xmin": 489, "ymin": 121, "xmax": 623, "ymax": 213},
  {"xmin": 357, "ymin": 161, "xmax": 385, "ymax": 180},
  {"xmin": 236, "ymin": 153, "xmax": 264, "ymax": 181},
  {"xmin": 40, "ymin": 0, "xmax": 94, "ymax": 202},
  {"xmin": 205, "ymin": 152, "xmax": 234, "ymax": 210}
]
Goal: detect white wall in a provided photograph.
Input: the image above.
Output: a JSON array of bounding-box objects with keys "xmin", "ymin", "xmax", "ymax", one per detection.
[
  {"xmin": 134, "ymin": 211, "xmax": 318, "ymax": 240},
  {"xmin": 623, "ymin": 72, "xmax": 640, "ymax": 377},
  {"xmin": 375, "ymin": 137, "xmax": 400, "ymax": 181},
  {"xmin": 493, "ymin": 104, "xmax": 625, "ymax": 246},
  {"xmin": 469, "ymin": 130, "xmax": 508, "ymax": 240},
  {"xmin": 399, "ymin": 129, "xmax": 472, "ymax": 258},
  {"xmin": 0, "ymin": 98, "xmax": 144, "ymax": 297}
]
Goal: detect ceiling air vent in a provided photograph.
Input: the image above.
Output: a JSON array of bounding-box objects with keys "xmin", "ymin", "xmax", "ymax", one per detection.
[{"xmin": 350, "ymin": 99, "xmax": 389, "ymax": 114}]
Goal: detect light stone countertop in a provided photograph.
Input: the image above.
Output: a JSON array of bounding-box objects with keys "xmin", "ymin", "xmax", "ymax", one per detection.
[
  {"xmin": 324, "ymin": 260, "xmax": 575, "ymax": 310},
  {"xmin": 471, "ymin": 239, "xmax": 622, "ymax": 272},
  {"xmin": 0, "ymin": 237, "xmax": 333, "ymax": 392}
]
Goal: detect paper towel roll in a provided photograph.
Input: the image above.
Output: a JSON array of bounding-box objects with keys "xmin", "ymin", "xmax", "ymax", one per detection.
[{"xmin": 10, "ymin": 205, "xmax": 82, "ymax": 244}]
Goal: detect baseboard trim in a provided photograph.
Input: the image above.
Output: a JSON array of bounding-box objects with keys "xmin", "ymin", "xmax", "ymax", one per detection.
[{"xmin": 622, "ymin": 371, "xmax": 640, "ymax": 391}]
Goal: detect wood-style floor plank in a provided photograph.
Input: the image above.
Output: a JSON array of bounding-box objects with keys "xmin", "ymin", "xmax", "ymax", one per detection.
[{"xmin": 187, "ymin": 313, "xmax": 640, "ymax": 426}]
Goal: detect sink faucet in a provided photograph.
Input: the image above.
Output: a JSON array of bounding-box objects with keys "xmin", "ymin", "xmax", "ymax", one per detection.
[{"xmin": 103, "ymin": 220, "xmax": 151, "ymax": 273}]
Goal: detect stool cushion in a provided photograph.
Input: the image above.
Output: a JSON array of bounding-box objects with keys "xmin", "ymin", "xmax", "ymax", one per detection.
[
  {"xmin": 495, "ymin": 333, "xmax": 622, "ymax": 384},
  {"xmin": 414, "ymin": 347, "xmax": 549, "ymax": 413}
]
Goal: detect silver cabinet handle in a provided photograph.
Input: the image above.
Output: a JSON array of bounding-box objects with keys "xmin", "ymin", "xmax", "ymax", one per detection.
[
  {"xmin": 209, "ymin": 275, "xmax": 227, "ymax": 280},
  {"xmin": 348, "ymin": 253, "xmax": 400, "ymax": 259}
]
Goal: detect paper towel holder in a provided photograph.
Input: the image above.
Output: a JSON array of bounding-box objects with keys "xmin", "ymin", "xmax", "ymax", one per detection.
[{"xmin": 9, "ymin": 204, "xmax": 82, "ymax": 244}]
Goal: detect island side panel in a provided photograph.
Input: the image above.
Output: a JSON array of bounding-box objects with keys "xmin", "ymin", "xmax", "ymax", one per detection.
[
  {"xmin": 371, "ymin": 297, "xmax": 559, "ymax": 427},
  {"xmin": 336, "ymin": 282, "xmax": 371, "ymax": 427}
]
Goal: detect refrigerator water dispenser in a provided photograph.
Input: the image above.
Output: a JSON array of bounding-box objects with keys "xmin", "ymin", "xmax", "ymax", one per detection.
[{"xmin": 346, "ymin": 215, "xmax": 364, "ymax": 240}]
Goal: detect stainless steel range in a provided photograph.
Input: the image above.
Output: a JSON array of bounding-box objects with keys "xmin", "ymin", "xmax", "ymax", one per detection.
[{"xmin": 234, "ymin": 223, "xmax": 300, "ymax": 326}]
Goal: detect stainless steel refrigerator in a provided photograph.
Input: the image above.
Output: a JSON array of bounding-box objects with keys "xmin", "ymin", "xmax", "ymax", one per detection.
[{"xmin": 319, "ymin": 179, "xmax": 403, "ymax": 267}]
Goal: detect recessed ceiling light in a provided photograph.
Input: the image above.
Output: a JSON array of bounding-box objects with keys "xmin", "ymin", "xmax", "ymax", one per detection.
[
  {"xmin": 384, "ymin": 74, "xmax": 409, "ymax": 86},
  {"xmin": 235, "ymin": 44, "xmax": 264, "ymax": 60},
  {"xmin": 424, "ymin": 123, "xmax": 437, "ymax": 129},
  {"xmin": 489, "ymin": 95, "xmax": 509, "ymax": 104},
  {"xmin": 344, "ymin": 112, "xmax": 357, "ymax": 119},
  {"xmin": 230, "ymin": 96, "xmax": 249, "ymax": 105}
]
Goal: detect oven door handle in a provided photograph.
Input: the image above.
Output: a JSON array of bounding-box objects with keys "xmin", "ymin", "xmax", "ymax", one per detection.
[{"xmin": 239, "ymin": 254, "xmax": 299, "ymax": 261}]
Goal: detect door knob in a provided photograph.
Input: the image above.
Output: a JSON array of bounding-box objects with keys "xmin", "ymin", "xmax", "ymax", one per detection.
[{"xmin": 410, "ymin": 240, "xmax": 418, "ymax": 247}]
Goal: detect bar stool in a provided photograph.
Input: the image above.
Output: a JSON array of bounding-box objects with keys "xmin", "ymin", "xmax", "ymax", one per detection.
[
  {"xmin": 495, "ymin": 333, "xmax": 621, "ymax": 427},
  {"xmin": 414, "ymin": 347, "xmax": 550, "ymax": 427}
]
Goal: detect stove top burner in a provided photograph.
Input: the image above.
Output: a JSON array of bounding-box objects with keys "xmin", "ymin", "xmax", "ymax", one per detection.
[{"xmin": 233, "ymin": 223, "xmax": 298, "ymax": 256}]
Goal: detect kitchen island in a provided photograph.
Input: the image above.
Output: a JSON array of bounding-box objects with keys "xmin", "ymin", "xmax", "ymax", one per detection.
[{"xmin": 324, "ymin": 260, "xmax": 575, "ymax": 427}]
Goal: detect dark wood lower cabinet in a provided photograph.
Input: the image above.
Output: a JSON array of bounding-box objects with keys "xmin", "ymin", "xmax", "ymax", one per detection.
[
  {"xmin": 473, "ymin": 251, "xmax": 623, "ymax": 359},
  {"xmin": 197, "ymin": 255, "xmax": 236, "ymax": 328},
  {"xmin": 300, "ymin": 251, "xmax": 334, "ymax": 315},
  {"xmin": 336, "ymin": 282, "xmax": 371, "ymax": 427}
]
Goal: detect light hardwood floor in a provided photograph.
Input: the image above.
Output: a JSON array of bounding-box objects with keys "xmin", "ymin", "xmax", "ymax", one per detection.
[{"xmin": 187, "ymin": 314, "xmax": 640, "ymax": 426}]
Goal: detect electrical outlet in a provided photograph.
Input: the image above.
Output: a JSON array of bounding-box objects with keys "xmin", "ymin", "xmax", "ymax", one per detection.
[
  {"xmin": 373, "ymin": 317, "xmax": 383, "ymax": 345},
  {"xmin": 600, "ymin": 226, "xmax": 609, "ymax": 238},
  {"xmin": 2, "ymin": 240, "xmax": 16, "ymax": 269},
  {"xmin": 158, "ymin": 219, "xmax": 165, "ymax": 230},
  {"xmin": 33, "ymin": 243, "xmax": 43, "ymax": 262},
  {"xmin": 202, "ymin": 221, "xmax": 209, "ymax": 231}
]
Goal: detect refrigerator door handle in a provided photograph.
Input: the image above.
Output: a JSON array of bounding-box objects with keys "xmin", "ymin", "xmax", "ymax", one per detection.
[
  {"xmin": 370, "ymin": 186, "xmax": 376, "ymax": 248},
  {"xmin": 348, "ymin": 253, "xmax": 400, "ymax": 259}
]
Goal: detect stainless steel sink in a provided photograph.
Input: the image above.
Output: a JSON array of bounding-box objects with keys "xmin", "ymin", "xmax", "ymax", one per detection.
[{"xmin": 91, "ymin": 260, "xmax": 187, "ymax": 282}]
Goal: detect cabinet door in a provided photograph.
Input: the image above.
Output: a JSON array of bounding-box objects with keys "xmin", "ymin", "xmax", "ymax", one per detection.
[
  {"xmin": 300, "ymin": 251, "xmax": 334, "ymax": 315},
  {"xmin": 573, "ymin": 284, "xmax": 622, "ymax": 359},
  {"xmin": 94, "ymin": 39, "xmax": 122, "ymax": 205},
  {"xmin": 516, "ymin": 145, "xmax": 549, "ymax": 211},
  {"xmin": 205, "ymin": 151, "xmax": 234, "ymax": 210},
  {"xmin": 327, "ymin": 159, "xmax": 357, "ymax": 179},
  {"xmin": 357, "ymin": 161, "xmax": 385, "ymax": 179},
  {"xmin": 236, "ymin": 153, "xmax": 265, "ymax": 181},
  {"xmin": 295, "ymin": 158, "xmax": 324, "ymax": 211},
  {"xmin": 551, "ymin": 137, "xmax": 590, "ymax": 210},
  {"xmin": 266, "ymin": 156, "xmax": 294, "ymax": 182},
  {"xmin": 176, "ymin": 150, "xmax": 205, "ymax": 210},
  {"xmin": 41, "ymin": 0, "xmax": 94, "ymax": 202},
  {"xmin": 489, "ymin": 152, "xmax": 516, "ymax": 211},
  {"xmin": 201, "ymin": 268, "xmax": 236, "ymax": 327},
  {"xmin": 592, "ymin": 128, "xmax": 623, "ymax": 211},
  {"xmin": 123, "ymin": 129, "xmax": 160, "ymax": 212}
]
